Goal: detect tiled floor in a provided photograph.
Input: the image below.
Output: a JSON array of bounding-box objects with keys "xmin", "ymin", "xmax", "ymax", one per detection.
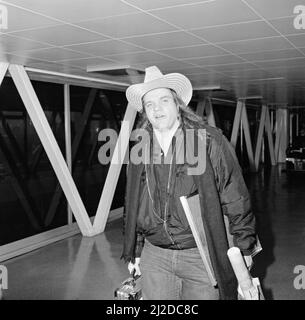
[
  {"xmin": 1, "ymin": 219, "xmax": 128, "ymax": 300},
  {"xmin": 1, "ymin": 166, "xmax": 305, "ymax": 300},
  {"xmin": 247, "ymin": 166, "xmax": 305, "ymax": 300}
]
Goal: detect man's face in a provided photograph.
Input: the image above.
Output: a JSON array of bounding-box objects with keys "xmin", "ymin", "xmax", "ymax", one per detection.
[{"xmin": 143, "ymin": 88, "xmax": 179, "ymax": 132}]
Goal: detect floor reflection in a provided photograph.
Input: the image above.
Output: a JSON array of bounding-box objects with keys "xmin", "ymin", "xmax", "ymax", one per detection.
[
  {"xmin": 3, "ymin": 219, "xmax": 129, "ymax": 300},
  {"xmin": 2, "ymin": 166, "xmax": 305, "ymax": 300}
]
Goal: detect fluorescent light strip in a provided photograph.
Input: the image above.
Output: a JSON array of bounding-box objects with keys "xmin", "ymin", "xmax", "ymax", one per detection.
[
  {"xmin": 247, "ymin": 77, "xmax": 285, "ymax": 82},
  {"xmin": 24, "ymin": 67, "xmax": 130, "ymax": 87}
]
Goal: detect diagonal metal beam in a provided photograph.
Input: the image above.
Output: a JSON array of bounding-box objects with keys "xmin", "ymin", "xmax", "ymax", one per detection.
[
  {"xmin": 264, "ymin": 107, "xmax": 276, "ymax": 166},
  {"xmin": 254, "ymin": 105, "xmax": 267, "ymax": 171},
  {"xmin": 196, "ymin": 98, "xmax": 216, "ymax": 126},
  {"xmin": 93, "ymin": 69, "xmax": 139, "ymax": 234},
  {"xmin": 230, "ymin": 100, "xmax": 243, "ymax": 149},
  {"xmin": 0, "ymin": 62, "xmax": 9, "ymax": 86},
  {"xmin": 241, "ymin": 102, "xmax": 255, "ymax": 172},
  {"xmin": 88, "ymin": 132, "xmax": 99, "ymax": 166},
  {"xmin": 24, "ymin": 111, "xmax": 28, "ymax": 175},
  {"xmin": 44, "ymin": 89, "xmax": 97, "ymax": 227},
  {"xmin": 99, "ymin": 90, "xmax": 119, "ymax": 132},
  {"xmin": 68, "ymin": 89, "xmax": 97, "ymax": 162},
  {"xmin": 196, "ymin": 99, "xmax": 205, "ymax": 117},
  {"xmin": 205, "ymin": 97, "xmax": 216, "ymax": 127},
  {"xmin": 9, "ymin": 64, "xmax": 94, "ymax": 236},
  {"xmin": 0, "ymin": 112, "xmax": 30, "ymax": 175},
  {"xmin": 64, "ymin": 84, "xmax": 73, "ymax": 225},
  {"xmin": 289, "ymin": 112, "xmax": 293, "ymax": 146},
  {"xmin": 87, "ymin": 91, "xmax": 119, "ymax": 166},
  {"xmin": 93, "ymin": 103, "xmax": 137, "ymax": 233},
  {"xmin": 274, "ymin": 109, "xmax": 284, "ymax": 162},
  {"xmin": 274, "ymin": 108, "xmax": 289, "ymax": 163},
  {"xmin": 1, "ymin": 112, "xmax": 49, "ymax": 212},
  {"xmin": 30, "ymin": 112, "xmax": 57, "ymax": 174},
  {"xmin": 0, "ymin": 123, "xmax": 42, "ymax": 230}
]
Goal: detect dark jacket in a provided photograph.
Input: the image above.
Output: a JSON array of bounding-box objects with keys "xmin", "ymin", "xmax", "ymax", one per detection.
[{"xmin": 121, "ymin": 124, "xmax": 257, "ymax": 300}]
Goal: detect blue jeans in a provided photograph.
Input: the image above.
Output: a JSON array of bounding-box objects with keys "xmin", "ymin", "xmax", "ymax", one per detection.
[{"xmin": 140, "ymin": 240, "xmax": 219, "ymax": 300}]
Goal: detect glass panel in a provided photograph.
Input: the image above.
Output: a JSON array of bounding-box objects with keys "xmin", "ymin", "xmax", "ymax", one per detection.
[
  {"xmin": 212, "ymin": 102, "xmax": 235, "ymax": 140},
  {"xmin": 69, "ymin": 86, "xmax": 128, "ymax": 220},
  {"xmin": 0, "ymin": 77, "xmax": 67, "ymax": 245}
]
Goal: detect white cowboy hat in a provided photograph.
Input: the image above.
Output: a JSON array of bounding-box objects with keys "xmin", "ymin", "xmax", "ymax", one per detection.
[{"xmin": 126, "ymin": 66, "xmax": 193, "ymax": 112}]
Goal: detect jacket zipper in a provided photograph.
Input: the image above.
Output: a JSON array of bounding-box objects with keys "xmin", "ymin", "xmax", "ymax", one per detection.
[
  {"xmin": 163, "ymin": 156, "xmax": 176, "ymax": 245},
  {"xmin": 164, "ymin": 202, "xmax": 175, "ymax": 245}
]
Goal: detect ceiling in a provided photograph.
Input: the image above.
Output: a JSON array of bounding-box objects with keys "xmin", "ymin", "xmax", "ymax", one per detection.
[{"xmin": 1, "ymin": 0, "xmax": 305, "ymax": 106}]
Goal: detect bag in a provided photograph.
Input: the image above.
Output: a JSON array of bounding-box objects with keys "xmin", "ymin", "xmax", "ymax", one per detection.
[{"xmin": 114, "ymin": 273, "xmax": 142, "ymax": 300}]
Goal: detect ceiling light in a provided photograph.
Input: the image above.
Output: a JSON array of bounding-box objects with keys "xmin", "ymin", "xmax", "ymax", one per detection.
[
  {"xmin": 86, "ymin": 64, "xmax": 144, "ymax": 76},
  {"xmin": 238, "ymin": 95, "xmax": 263, "ymax": 100},
  {"xmin": 247, "ymin": 77, "xmax": 285, "ymax": 82},
  {"xmin": 193, "ymin": 84, "xmax": 229, "ymax": 91}
]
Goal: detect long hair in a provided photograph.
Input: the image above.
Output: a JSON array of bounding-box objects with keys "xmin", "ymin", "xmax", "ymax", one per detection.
[{"xmin": 136, "ymin": 89, "xmax": 206, "ymax": 133}]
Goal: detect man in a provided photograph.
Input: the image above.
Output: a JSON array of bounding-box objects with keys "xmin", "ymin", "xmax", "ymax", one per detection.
[{"xmin": 121, "ymin": 66, "xmax": 259, "ymax": 300}]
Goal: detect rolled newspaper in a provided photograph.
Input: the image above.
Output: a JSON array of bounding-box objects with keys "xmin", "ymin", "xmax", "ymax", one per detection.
[{"xmin": 227, "ymin": 247, "xmax": 260, "ymax": 300}]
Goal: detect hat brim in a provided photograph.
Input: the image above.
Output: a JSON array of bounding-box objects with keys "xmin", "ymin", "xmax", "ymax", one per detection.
[{"xmin": 126, "ymin": 73, "xmax": 193, "ymax": 112}]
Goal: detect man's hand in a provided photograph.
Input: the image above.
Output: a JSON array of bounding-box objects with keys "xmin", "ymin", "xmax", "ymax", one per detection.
[
  {"xmin": 244, "ymin": 255, "xmax": 253, "ymax": 270},
  {"xmin": 128, "ymin": 257, "xmax": 141, "ymax": 276}
]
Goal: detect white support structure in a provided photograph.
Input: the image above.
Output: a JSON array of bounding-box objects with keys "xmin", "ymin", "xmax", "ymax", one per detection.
[
  {"xmin": 231, "ymin": 100, "xmax": 271, "ymax": 172},
  {"xmin": 9, "ymin": 64, "xmax": 94, "ymax": 236},
  {"xmin": 44, "ymin": 88, "xmax": 97, "ymax": 227},
  {"xmin": 0, "ymin": 206, "xmax": 123, "ymax": 262},
  {"xmin": 265, "ymin": 107, "xmax": 276, "ymax": 166},
  {"xmin": 196, "ymin": 100, "xmax": 205, "ymax": 117},
  {"xmin": 279, "ymin": 109, "xmax": 288, "ymax": 163},
  {"xmin": 275, "ymin": 109, "xmax": 288, "ymax": 163},
  {"xmin": 240, "ymin": 117, "xmax": 243, "ymax": 152},
  {"xmin": 196, "ymin": 98, "xmax": 216, "ymax": 126},
  {"xmin": 270, "ymin": 110, "xmax": 274, "ymax": 133},
  {"xmin": 0, "ymin": 62, "xmax": 9, "ymax": 85},
  {"xmin": 204, "ymin": 97, "xmax": 216, "ymax": 127},
  {"xmin": 93, "ymin": 69, "xmax": 140, "ymax": 234},
  {"xmin": 64, "ymin": 84, "xmax": 73, "ymax": 225},
  {"xmin": 289, "ymin": 113, "xmax": 293, "ymax": 146},
  {"xmin": 93, "ymin": 103, "xmax": 137, "ymax": 233},
  {"xmin": 254, "ymin": 105, "xmax": 267, "ymax": 171},
  {"xmin": 241, "ymin": 102, "xmax": 255, "ymax": 171},
  {"xmin": 231, "ymin": 100, "xmax": 243, "ymax": 149},
  {"xmin": 274, "ymin": 110, "xmax": 283, "ymax": 161}
]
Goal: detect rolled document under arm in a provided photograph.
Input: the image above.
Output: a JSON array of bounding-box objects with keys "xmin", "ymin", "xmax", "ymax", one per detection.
[
  {"xmin": 227, "ymin": 247, "xmax": 263, "ymax": 300},
  {"xmin": 227, "ymin": 247, "xmax": 253, "ymax": 292}
]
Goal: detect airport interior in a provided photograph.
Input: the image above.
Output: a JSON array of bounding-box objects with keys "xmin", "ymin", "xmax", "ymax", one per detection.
[{"xmin": 0, "ymin": 0, "xmax": 305, "ymax": 300}]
